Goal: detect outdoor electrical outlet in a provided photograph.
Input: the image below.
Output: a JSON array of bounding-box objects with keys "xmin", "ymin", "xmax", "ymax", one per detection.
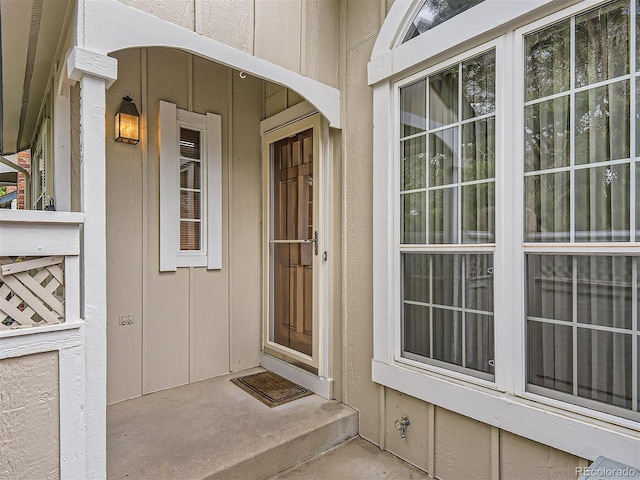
[{"xmin": 118, "ymin": 315, "xmax": 134, "ymax": 325}]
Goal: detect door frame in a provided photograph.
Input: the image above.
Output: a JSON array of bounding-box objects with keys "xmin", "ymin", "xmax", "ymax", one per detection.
[{"xmin": 261, "ymin": 111, "xmax": 324, "ymax": 373}]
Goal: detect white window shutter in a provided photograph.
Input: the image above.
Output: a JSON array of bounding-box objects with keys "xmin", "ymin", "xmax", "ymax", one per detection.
[
  {"xmin": 159, "ymin": 101, "xmax": 178, "ymax": 272},
  {"xmin": 206, "ymin": 112, "xmax": 222, "ymax": 270}
]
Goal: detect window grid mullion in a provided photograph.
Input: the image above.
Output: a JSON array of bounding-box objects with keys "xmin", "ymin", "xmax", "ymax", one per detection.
[
  {"xmin": 524, "ymin": 157, "xmax": 633, "ymax": 178},
  {"xmin": 588, "ymin": 165, "xmax": 598, "ymax": 242},
  {"xmin": 572, "ymin": 256, "xmax": 578, "ymax": 397},
  {"xmin": 179, "ymin": 156, "xmax": 202, "ymax": 163},
  {"xmin": 631, "ymin": 0, "xmax": 638, "ymax": 243},
  {"xmin": 528, "ymin": 315, "xmax": 634, "ymax": 336},
  {"xmin": 570, "ymin": 15, "xmax": 576, "ymax": 244},
  {"xmin": 632, "ymin": 257, "xmax": 638, "ymax": 411},
  {"xmin": 400, "ymin": 130, "xmax": 427, "ymax": 142},
  {"xmin": 462, "ymin": 256, "xmax": 467, "ymax": 368},
  {"xmin": 457, "ymin": 62, "xmax": 463, "ymax": 245},
  {"xmin": 426, "ymin": 79, "xmax": 431, "ymax": 244},
  {"xmin": 524, "ymin": 74, "xmax": 632, "ymax": 108},
  {"xmin": 429, "ymin": 255, "xmax": 434, "ymax": 359},
  {"xmin": 406, "ymin": 299, "xmax": 493, "ymax": 317}
]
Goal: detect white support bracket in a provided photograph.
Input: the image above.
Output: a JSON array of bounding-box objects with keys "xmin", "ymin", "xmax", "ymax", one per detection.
[{"xmin": 66, "ymin": 47, "xmax": 118, "ymax": 88}]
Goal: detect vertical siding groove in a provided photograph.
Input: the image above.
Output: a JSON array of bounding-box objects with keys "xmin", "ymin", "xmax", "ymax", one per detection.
[
  {"xmin": 141, "ymin": 47, "xmax": 149, "ymax": 397},
  {"xmin": 491, "ymin": 427, "xmax": 500, "ymax": 480},
  {"xmin": 427, "ymin": 404, "xmax": 435, "ymax": 478},
  {"xmin": 140, "ymin": 48, "xmax": 149, "ymax": 395},
  {"xmin": 379, "ymin": 386, "xmax": 386, "ymax": 450},
  {"xmin": 227, "ymin": 68, "xmax": 235, "ymax": 371}
]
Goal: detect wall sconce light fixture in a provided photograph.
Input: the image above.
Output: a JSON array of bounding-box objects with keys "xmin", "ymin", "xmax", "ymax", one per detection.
[{"xmin": 115, "ymin": 92, "xmax": 140, "ymax": 144}]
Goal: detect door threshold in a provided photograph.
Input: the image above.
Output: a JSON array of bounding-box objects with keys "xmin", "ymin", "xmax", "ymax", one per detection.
[
  {"xmin": 263, "ymin": 345, "xmax": 317, "ymax": 375},
  {"xmin": 261, "ymin": 352, "xmax": 333, "ymax": 400}
]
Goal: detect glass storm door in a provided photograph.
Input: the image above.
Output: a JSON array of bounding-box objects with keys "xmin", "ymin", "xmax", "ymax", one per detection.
[{"xmin": 268, "ymin": 128, "xmax": 316, "ymax": 358}]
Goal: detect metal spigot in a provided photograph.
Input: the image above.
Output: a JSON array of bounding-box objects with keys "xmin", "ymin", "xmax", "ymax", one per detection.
[{"xmin": 394, "ymin": 416, "xmax": 410, "ymax": 439}]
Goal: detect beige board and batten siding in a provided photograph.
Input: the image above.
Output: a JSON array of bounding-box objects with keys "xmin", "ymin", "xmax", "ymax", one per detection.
[
  {"xmin": 342, "ymin": 0, "xmax": 383, "ymax": 443},
  {"xmin": 381, "ymin": 396, "xmax": 585, "ymax": 479},
  {"xmin": 106, "ymin": 0, "xmax": 340, "ymax": 404},
  {"xmin": 228, "ymin": 61, "xmax": 264, "ymax": 373},
  {"xmin": 106, "ymin": 48, "xmax": 144, "ymax": 403},
  {"xmin": 116, "ymin": 0, "xmax": 339, "ymax": 89},
  {"xmin": 260, "ymin": 0, "xmax": 339, "ymax": 116},
  {"xmin": 143, "ymin": 48, "xmax": 191, "ymax": 395},
  {"xmin": 0, "ymin": 351, "xmax": 60, "ymax": 480},
  {"xmin": 106, "ymin": 47, "xmax": 262, "ymax": 404}
]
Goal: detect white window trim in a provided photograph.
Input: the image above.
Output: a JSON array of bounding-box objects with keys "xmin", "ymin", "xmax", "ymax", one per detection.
[
  {"xmin": 369, "ymin": 0, "xmax": 563, "ymax": 85},
  {"xmin": 159, "ymin": 101, "xmax": 222, "ymax": 271},
  {"xmin": 370, "ymin": 0, "xmax": 640, "ymax": 468}
]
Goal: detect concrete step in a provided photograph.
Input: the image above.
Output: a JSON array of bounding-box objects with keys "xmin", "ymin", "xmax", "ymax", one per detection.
[
  {"xmin": 107, "ymin": 368, "xmax": 358, "ymax": 480},
  {"xmin": 267, "ymin": 437, "xmax": 429, "ymax": 480}
]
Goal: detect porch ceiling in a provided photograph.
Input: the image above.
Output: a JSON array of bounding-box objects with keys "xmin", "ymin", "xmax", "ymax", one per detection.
[{"xmin": 0, "ymin": 0, "xmax": 72, "ymax": 155}]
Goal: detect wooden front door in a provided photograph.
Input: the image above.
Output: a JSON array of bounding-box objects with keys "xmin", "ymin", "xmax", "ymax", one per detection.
[{"xmin": 270, "ymin": 128, "xmax": 314, "ymax": 357}]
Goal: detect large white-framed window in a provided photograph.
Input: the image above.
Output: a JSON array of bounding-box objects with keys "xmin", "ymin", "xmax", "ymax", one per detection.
[
  {"xmin": 159, "ymin": 101, "xmax": 222, "ymax": 271},
  {"xmin": 371, "ymin": 0, "xmax": 640, "ymax": 466},
  {"xmin": 520, "ymin": 0, "xmax": 639, "ymax": 422},
  {"xmin": 397, "ymin": 47, "xmax": 497, "ymax": 381}
]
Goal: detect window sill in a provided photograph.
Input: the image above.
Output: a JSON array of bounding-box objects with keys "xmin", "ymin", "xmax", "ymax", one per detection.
[
  {"xmin": 176, "ymin": 255, "xmax": 207, "ymax": 268},
  {"xmin": 372, "ymin": 359, "xmax": 640, "ymax": 469}
]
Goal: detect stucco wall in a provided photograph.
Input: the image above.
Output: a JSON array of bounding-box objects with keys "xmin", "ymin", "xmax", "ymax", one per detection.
[
  {"xmin": 0, "ymin": 351, "xmax": 60, "ymax": 479},
  {"xmin": 106, "ymin": 48, "xmax": 262, "ymax": 404}
]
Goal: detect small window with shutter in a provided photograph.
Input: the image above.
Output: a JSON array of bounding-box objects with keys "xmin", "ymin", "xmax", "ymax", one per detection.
[{"xmin": 159, "ymin": 101, "xmax": 222, "ymax": 271}]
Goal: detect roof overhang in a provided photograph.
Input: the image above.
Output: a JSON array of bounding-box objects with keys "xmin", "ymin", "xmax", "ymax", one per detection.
[{"xmin": 0, "ymin": 0, "xmax": 73, "ymax": 155}]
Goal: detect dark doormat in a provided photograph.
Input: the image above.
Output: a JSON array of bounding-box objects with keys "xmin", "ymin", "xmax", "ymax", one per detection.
[{"xmin": 231, "ymin": 371, "xmax": 312, "ymax": 408}]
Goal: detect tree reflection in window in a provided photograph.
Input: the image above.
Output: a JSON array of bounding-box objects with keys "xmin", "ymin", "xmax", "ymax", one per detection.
[{"xmin": 403, "ymin": 0, "xmax": 485, "ymax": 43}]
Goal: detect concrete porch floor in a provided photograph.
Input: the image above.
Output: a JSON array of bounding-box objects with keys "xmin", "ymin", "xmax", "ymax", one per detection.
[{"xmin": 107, "ymin": 367, "xmax": 427, "ymax": 480}]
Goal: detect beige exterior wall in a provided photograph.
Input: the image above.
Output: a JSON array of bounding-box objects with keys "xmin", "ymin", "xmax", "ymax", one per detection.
[
  {"xmin": 99, "ymin": 0, "xmax": 594, "ymax": 475},
  {"xmin": 0, "ymin": 351, "xmax": 60, "ymax": 479},
  {"xmin": 341, "ymin": 0, "xmax": 385, "ymax": 444},
  {"xmin": 338, "ymin": 1, "xmax": 589, "ymax": 478},
  {"xmin": 116, "ymin": 0, "xmax": 339, "ymax": 89},
  {"xmin": 106, "ymin": 48, "xmax": 262, "ymax": 404},
  {"xmin": 381, "ymin": 394, "xmax": 585, "ymax": 479}
]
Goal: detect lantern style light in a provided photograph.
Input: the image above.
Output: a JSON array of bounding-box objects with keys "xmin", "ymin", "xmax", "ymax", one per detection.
[{"xmin": 114, "ymin": 92, "xmax": 140, "ymax": 144}]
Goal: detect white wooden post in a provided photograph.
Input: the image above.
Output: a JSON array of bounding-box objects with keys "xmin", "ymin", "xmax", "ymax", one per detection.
[
  {"xmin": 80, "ymin": 73, "xmax": 108, "ymax": 479},
  {"xmin": 67, "ymin": 46, "xmax": 117, "ymax": 480},
  {"xmin": 54, "ymin": 82, "xmax": 72, "ymax": 212}
]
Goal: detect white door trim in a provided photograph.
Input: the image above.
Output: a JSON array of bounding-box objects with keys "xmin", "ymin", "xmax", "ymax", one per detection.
[
  {"xmin": 261, "ymin": 111, "xmax": 325, "ymax": 375},
  {"xmin": 261, "ymin": 353, "xmax": 333, "ymax": 399}
]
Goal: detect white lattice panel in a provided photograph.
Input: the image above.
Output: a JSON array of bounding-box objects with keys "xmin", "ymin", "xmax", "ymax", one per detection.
[{"xmin": 0, "ymin": 256, "xmax": 65, "ymax": 330}]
